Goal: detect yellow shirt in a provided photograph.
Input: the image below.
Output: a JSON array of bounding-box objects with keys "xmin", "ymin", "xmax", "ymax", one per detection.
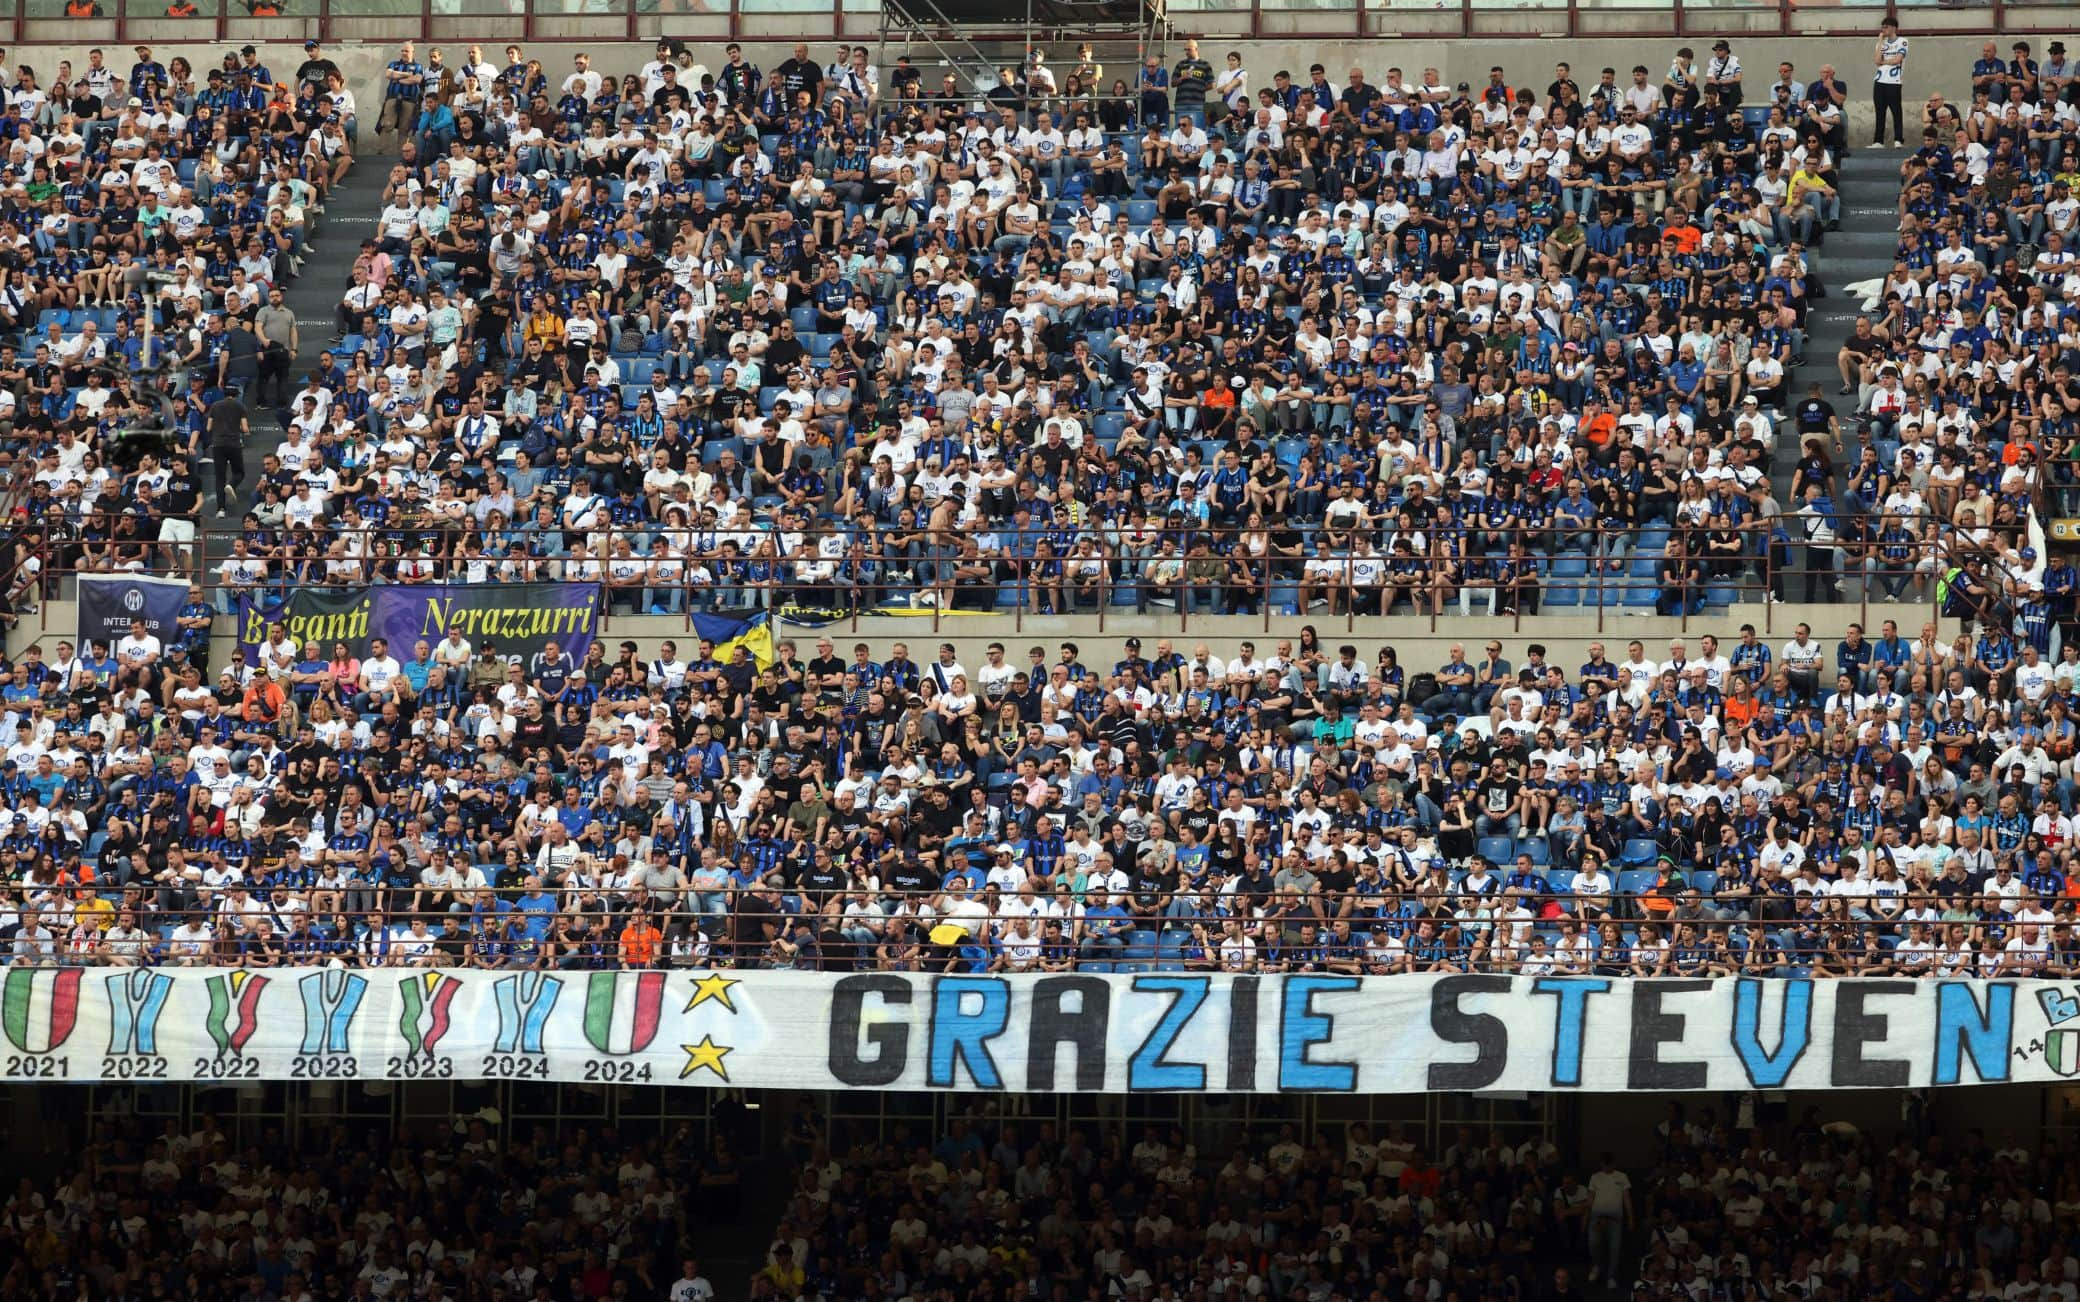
[
  {"xmin": 74, "ymin": 896, "xmax": 115, "ymax": 931},
  {"xmin": 1787, "ymin": 169, "xmax": 1830, "ymax": 203}
]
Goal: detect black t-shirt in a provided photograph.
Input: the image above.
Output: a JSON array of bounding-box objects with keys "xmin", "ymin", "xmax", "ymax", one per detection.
[
  {"xmin": 205, "ymin": 396, "xmax": 246, "ymax": 446},
  {"xmin": 805, "ymin": 655, "xmax": 847, "ymax": 695},
  {"xmin": 162, "ymin": 467, "xmax": 200, "ymax": 514},
  {"xmin": 797, "ymin": 861, "xmax": 846, "ymax": 896},
  {"xmin": 1474, "ymin": 776, "xmax": 1522, "ymax": 817},
  {"xmin": 1794, "ymin": 396, "xmax": 1836, "ymax": 435},
  {"xmin": 297, "ymin": 56, "xmax": 341, "ymax": 89},
  {"xmin": 885, "ymin": 862, "xmax": 931, "ymax": 894}
]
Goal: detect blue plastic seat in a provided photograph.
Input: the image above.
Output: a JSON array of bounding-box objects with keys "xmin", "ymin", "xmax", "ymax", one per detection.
[
  {"xmin": 1475, "ymin": 835, "xmax": 1515, "ymax": 865},
  {"xmin": 1620, "ymin": 837, "xmax": 1661, "ymax": 866},
  {"xmin": 1616, "ymin": 869, "xmax": 1658, "ymax": 897}
]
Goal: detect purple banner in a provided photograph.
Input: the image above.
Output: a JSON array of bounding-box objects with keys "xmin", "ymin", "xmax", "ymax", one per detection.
[{"xmin": 236, "ymin": 584, "xmax": 603, "ymax": 666}]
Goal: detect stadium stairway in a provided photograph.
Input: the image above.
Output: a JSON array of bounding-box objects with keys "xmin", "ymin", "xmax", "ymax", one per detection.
[
  {"xmin": 1801, "ymin": 150, "xmax": 1902, "ymax": 388},
  {"xmin": 286, "ymin": 157, "xmax": 389, "ymax": 388},
  {"xmin": 1777, "ymin": 149, "xmax": 1904, "ymax": 570},
  {"xmin": 1791, "ymin": 149, "xmax": 1901, "ymax": 434},
  {"xmin": 203, "ymin": 157, "xmax": 389, "ymax": 561}
]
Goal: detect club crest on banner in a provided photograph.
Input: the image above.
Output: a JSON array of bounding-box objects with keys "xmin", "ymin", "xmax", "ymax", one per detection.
[
  {"xmin": 583, "ymin": 971, "xmax": 665, "ymax": 1055},
  {"xmin": 298, "ymin": 970, "xmax": 368, "ymax": 1055},
  {"xmin": 2037, "ymin": 986, "xmax": 2080, "ymax": 1078},
  {"xmin": 492, "ymin": 972, "xmax": 563, "ymax": 1056},
  {"xmin": 2, "ymin": 968, "xmax": 83, "ymax": 1055},
  {"xmin": 203, "ymin": 971, "xmax": 270, "ymax": 1057},
  {"xmin": 105, "ymin": 970, "xmax": 176, "ymax": 1056},
  {"xmin": 397, "ymin": 972, "xmax": 461, "ymax": 1060}
]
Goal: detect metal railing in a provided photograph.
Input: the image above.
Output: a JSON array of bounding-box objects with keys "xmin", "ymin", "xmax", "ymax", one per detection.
[
  {"xmin": 0, "ymin": 0, "xmax": 2059, "ymax": 48},
  {"xmin": 10, "ymin": 514, "xmax": 2010, "ymax": 640},
  {"xmin": 8, "ymin": 884, "xmax": 2061, "ymax": 976}
]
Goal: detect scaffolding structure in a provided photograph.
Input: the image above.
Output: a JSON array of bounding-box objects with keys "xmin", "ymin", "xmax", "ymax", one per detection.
[{"xmin": 875, "ymin": 0, "xmax": 1169, "ymax": 100}]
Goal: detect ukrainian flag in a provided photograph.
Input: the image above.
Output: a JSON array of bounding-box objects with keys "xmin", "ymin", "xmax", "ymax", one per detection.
[{"xmin": 692, "ymin": 611, "xmax": 775, "ymax": 669}]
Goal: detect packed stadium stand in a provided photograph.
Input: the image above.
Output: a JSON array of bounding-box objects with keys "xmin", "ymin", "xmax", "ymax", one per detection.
[{"xmin": 1, "ymin": 12, "xmax": 2079, "ymax": 1300}]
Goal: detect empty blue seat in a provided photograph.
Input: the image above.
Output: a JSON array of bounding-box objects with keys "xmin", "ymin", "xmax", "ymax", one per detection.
[
  {"xmin": 1620, "ymin": 837, "xmax": 1661, "ymax": 866},
  {"xmin": 1616, "ymin": 869, "xmax": 1658, "ymax": 897},
  {"xmin": 1475, "ymin": 836, "xmax": 1515, "ymax": 866},
  {"xmin": 789, "ymin": 306, "xmax": 816, "ymax": 332},
  {"xmin": 1516, "ymin": 839, "xmax": 1550, "ymax": 866},
  {"xmin": 1126, "ymin": 199, "xmax": 1157, "ymax": 224}
]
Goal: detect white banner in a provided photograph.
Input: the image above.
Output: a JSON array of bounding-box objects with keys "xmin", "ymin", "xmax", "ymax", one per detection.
[{"xmin": 2, "ymin": 968, "xmax": 2069, "ymax": 1092}]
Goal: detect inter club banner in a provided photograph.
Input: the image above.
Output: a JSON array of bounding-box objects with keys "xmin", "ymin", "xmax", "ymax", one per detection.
[
  {"xmin": 77, "ymin": 574, "xmax": 189, "ymax": 647},
  {"xmin": 235, "ymin": 583, "xmax": 602, "ymax": 666},
  {"xmin": 1, "ymin": 969, "xmax": 2070, "ymax": 1092}
]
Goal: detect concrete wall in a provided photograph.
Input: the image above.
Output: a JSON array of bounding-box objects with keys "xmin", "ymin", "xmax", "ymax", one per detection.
[
  {"xmin": 17, "ymin": 30, "xmax": 2025, "ymax": 136},
  {"xmin": 10, "ymin": 597, "xmax": 1951, "ymax": 685}
]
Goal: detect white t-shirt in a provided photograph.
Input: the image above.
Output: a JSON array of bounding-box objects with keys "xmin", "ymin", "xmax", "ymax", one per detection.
[{"xmin": 361, "ymin": 655, "xmax": 403, "ymax": 691}]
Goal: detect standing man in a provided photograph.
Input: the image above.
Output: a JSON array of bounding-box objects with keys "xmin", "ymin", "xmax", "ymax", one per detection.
[
  {"xmin": 1873, "ymin": 16, "xmax": 1908, "ymax": 149},
  {"xmin": 254, "ymin": 286, "xmax": 296, "ymax": 410},
  {"xmin": 207, "ymin": 385, "xmax": 249, "ymax": 515},
  {"xmin": 378, "ymin": 40, "xmax": 423, "ymax": 139},
  {"xmin": 1585, "ymin": 1152, "xmax": 1635, "ymax": 1286},
  {"xmin": 1705, "ymin": 39, "xmax": 1743, "ymax": 108}
]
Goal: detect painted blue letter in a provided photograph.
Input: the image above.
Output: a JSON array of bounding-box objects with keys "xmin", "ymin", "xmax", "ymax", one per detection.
[
  {"xmin": 1730, "ymin": 977, "xmax": 1813, "ymax": 1087},
  {"xmin": 1128, "ymin": 976, "xmax": 1210, "ymax": 1091},
  {"xmin": 1279, "ymin": 975, "xmax": 1359, "ymax": 1091},
  {"xmin": 1933, "ymin": 982, "xmax": 2012, "ymax": 1085},
  {"xmin": 928, "ymin": 977, "xmax": 1009, "ymax": 1089},
  {"xmin": 1531, "ymin": 978, "xmax": 1611, "ymax": 1087}
]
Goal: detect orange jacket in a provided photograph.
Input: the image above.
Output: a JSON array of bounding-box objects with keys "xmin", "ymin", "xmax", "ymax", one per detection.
[{"xmin": 618, "ymin": 922, "xmax": 662, "ymax": 967}]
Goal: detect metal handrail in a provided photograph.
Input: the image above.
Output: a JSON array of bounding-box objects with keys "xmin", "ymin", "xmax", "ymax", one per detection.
[
  {"xmin": 0, "ymin": 0, "xmax": 2046, "ymax": 49},
  {"xmin": 7, "ymin": 510, "xmax": 2029, "ymax": 643},
  {"xmin": 8, "ymin": 884, "xmax": 2067, "ymax": 975}
]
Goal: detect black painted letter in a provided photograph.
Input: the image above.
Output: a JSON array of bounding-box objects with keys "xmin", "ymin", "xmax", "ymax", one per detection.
[
  {"xmin": 1628, "ymin": 980, "xmax": 1711, "ymax": 1090},
  {"xmin": 1429, "ymin": 975, "xmax": 1513, "ymax": 1090},
  {"xmin": 829, "ymin": 974, "xmax": 912, "ymax": 1087},
  {"xmin": 1831, "ymin": 981, "xmax": 1913, "ymax": 1087}
]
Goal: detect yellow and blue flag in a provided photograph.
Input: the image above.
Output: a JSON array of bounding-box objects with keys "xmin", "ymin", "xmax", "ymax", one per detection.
[{"xmin": 691, "ymin": 611, "xmax": 774, "ymax": 668}]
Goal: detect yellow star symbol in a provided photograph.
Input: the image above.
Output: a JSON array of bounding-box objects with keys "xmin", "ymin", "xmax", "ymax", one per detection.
[
  {"xmin": 684, "ymin": 972, "xmax": 740, "ymax": 1014},
  {"xmin": 680, "ymin": 1036, "xmax": 732, "ymax": 1082}
]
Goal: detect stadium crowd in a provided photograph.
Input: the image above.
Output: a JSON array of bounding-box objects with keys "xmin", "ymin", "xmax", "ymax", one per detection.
[
  {"xmin": 0, "ymin": 1106, "xmax": 735, "ymax": 1300},
  {"xmin": 746, "ymin": 1102, "xmax": 2077, "ymax": 1302},
  {"xmin": 0, "ymin": 26, "xmax": 2075, "ymax": 980},
  {"xmin": 0, "ymin": 1095, "xmax": 2065, "ymax": 1302},
  {"xmin": 153, "ymin": 27, "xmax": 2078, "ymax": 619}
]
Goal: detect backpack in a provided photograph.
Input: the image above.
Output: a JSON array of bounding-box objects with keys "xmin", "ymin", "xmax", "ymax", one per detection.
[{"xmin": 1406, "ymin": 672, "xmax": 1439, "ymax": 706}]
